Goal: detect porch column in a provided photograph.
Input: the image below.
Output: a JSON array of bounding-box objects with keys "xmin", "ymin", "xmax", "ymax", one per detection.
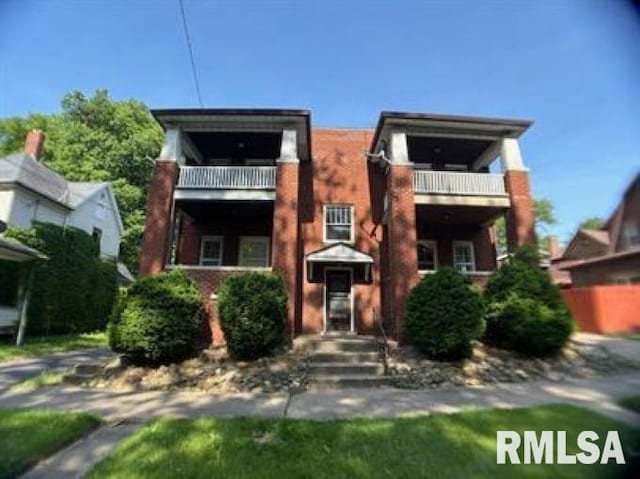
[
  {"xmin": 139, "ymin": 128, "xmax": 184, "ymax": 276},
  {"xmin": 385, "ymin": 131, "xmax": 419, "ymax": 341},
  {"xmin": 272, "ymin": 129, "xmax": 300, "ymax": 337},
  {"xmin": 501, "ymin": 138, "xmax": 536, "ymax": 250}
]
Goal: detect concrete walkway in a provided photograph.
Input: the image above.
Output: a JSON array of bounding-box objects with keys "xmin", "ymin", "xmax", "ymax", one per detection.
[
  {"xmin": 0, "ymin": 348, "xmax": 113, "ymax": 392},
  {"xmin": 574, "ymin": 332, "xmax": 640, "ymax": 363}
]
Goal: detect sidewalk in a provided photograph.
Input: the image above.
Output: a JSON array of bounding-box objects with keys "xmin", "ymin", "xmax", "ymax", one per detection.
[
  {"xmin": 0, "ymin": 348, "xmax": 113, "ymax": 392},
  {"xmin": 574, "ymin": 332, "xmax": 640, "ymax": 363}
]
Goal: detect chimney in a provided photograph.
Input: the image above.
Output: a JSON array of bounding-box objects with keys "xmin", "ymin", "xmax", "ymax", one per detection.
[
  {"xmin": 548, "ymin": 235, "xmax": 562, "ymax": 260},
  {"xmin": 24, "ymin": 129, "xmax": 45, "ymax": 160}
]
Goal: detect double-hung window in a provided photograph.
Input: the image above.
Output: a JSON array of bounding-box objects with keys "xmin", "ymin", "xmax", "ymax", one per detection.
[
  {"xmin": 417, "ymin": 240, "xmax": 437, "ymax": 271},
  {"xmin": 239, "ymin": 236, "xmax": 270, "ymax": 267},
  {"xmin": 200, "ymin": 236, "xmax": 223, "ymax": 266},
  {"xmin": 324, "ymin": 205, "xmax": 353, "ymax": 243},
  {"xmin": 452, "ymin": 241, "xmax": 475, "ymax": 272}
]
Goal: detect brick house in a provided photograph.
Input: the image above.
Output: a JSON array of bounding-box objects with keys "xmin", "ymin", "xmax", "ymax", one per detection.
[
  {"xmin": 559, "ymin": 173, "xmax": 640, "ymax": 286},
  {"xmin": 139, "ymin": 109, "xmax": 535, "ymax": 344}
]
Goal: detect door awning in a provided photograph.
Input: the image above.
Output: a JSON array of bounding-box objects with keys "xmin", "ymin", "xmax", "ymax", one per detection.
[{"xmin": 306, "ymin": 243, "xmax": 374, "ymax": 264}]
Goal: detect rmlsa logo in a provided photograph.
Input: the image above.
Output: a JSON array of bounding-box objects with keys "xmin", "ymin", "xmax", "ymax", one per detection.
[{"xmin": 497, "ymin": 431, "xmax": 625, "ymax": 465}]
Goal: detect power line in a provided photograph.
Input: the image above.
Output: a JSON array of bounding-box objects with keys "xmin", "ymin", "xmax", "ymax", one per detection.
[{"xmin": 178, "ymin": 0, "xmax": 203, "ymax": 107}]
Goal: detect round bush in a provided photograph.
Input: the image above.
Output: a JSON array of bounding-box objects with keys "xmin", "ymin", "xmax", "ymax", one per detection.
[
  {"xmin": 405, "ymin": 268, "xmax": 485, "ymax": 360},
  {"xmin": 487, "ymin": 294, "xmax": 573, "ymax": 357},
  {"xmin": 218, "ymin": 272, "xmax": 287, "ymax": 360},
  {"xmin": 108, "ymin": 269, "xmax": 205, "ymax": 365}
]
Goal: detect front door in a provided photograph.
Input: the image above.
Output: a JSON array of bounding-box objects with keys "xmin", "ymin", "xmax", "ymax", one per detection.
[{"xmin": 325, "ymin": 270, "xmax": 352, "ymax": 332}]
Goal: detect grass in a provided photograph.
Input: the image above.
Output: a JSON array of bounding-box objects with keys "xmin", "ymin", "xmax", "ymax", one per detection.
[
  {"xmin": 10, "ymin": 370, "xmax": 63, "ymax": 391},
  {"xmin": 0, "ymin": 331, "xmax": 106, "ymax": 362},
  {"xmin": 0, "ymin": 408, "xmax": 101, "ymax": 478},
  {"xmin": 619, "ymin": 396, "xmax": 640, "ymax": 414},
  {"xmin": 89, "ymin": 404, "xmax": 640, "ymax": 479}
]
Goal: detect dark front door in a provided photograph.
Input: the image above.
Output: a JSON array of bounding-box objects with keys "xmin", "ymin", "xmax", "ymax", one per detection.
[{"xmin": 326, "ymin": 270, "xmax": 352, "ymax": 332}]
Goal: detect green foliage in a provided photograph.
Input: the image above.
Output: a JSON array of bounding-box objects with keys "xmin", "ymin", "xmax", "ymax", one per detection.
[
  {"xmin": 486, "ymin": 294, "xmax": 573, "ymax": 357},
  {"xmin": 108, "ymin": 269, "xmax": 205, "ymax": 364},
  {"xmin": 218, "ymin": 272, "xmax": 287, "ymax": 360},
  {"xmin": 579, "ymin": 216, "xmax": 605, "ymax": 230},
  {"xmin": 484, "ymin": 245, "xmax": 574, "ymax": 356},
  {"xmin": 4, "ymin": 223, "xmax": 117, "ymax": 335},
  {"xmin": 533, "ymin": 198, "xmax": 556, "ymax": 229},
  {"xmin": 0, "ymin": 89, "xmax": 163, "ymax": 274},
  {"xmin": 405, "ymin": 269, "xmax": 485, "ymax": 360}
]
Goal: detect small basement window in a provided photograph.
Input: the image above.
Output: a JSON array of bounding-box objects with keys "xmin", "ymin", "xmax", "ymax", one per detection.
[
  {"xmin": 324, "ymin": 205, "xmax": 353, "ymax": 243},
  {"xmin": 200, "ymin": 236, "xmax": 223, "ymax": 266},
  {"xmin": 452, "ymin": 241, "xmax": 476, "ymax": 272}
]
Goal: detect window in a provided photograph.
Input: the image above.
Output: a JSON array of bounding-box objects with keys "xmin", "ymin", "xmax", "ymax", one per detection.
[
  {"xmin": 452, "ymin": 241, "xmax": 475, "ymax": 272},
  {"xmin": 324, "ymin": 205, "xmax": 353, "ymax": 243},
  {"xmin": 95, "ymin": 193, "xmax": 106, "ymax": 220},
  {"xmin": 200, "ymin": 236, "xmax": 223, "ymax": 266},
  {"xmin": 623, "ymin": 222, "xmax": 640, "ymax": 248},
  {"xmin": 239, "ymin": 237, "xmax": 270, "ymax": 267},
  {"xmin": 417, "ymin": 240, "xmax": 437, "ymax": 271},
  {"xmin": 92, "ymin": 227, "xmax": 102, "ymax": 253}
]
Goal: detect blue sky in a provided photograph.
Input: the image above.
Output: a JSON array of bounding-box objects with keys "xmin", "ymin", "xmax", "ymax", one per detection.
[{"xmin": 1, "ymin": 0, "xmax": 639, "ymax": 241}]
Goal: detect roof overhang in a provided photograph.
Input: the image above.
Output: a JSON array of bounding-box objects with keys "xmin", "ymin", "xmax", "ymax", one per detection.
[
  {"xmin": 370, "ymin": 111, "xmax": 533, "ymax": 155},
  {"xmin": 306, "ymin": 243, "xmax": 374, "ymax": 264},
  {"xmin": 151, "ymin": 108, "xmax": 312, "ymax": 161},
  {"xmin": 0, "ymin": 236, "xmax": 47, "ymax": 262},
  {"xmin": 559, "ymin": 247, "xmax": 640, "ymax": 270}
]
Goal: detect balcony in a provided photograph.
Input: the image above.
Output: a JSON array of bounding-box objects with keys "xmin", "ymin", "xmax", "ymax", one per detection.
[
  {"xmin": 413, "ymin": 170, "xmax": 510, "ymax": 209},
  {"xmin": 175, "ymin": 166, "xmax": 277, "ymax": 201}
]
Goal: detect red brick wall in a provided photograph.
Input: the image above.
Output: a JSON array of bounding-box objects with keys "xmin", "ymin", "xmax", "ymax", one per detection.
[
  {"xmin": 139, "ymin": 161, "xmax": 178, "ymax": 276},
  {"xmin": 300, "ymin": 129, "xmax": 383, "ymax": 335},
  {"xmin": 562, "ymin": 285, "xmax": 640, "ymax": 334},
  {"xmin": 385, "ymin": 164, "xmax": 419, "ymax": 340},
  {"xmin": 504, "ymin": 170, "xmax": 536, "ymax": 250}
]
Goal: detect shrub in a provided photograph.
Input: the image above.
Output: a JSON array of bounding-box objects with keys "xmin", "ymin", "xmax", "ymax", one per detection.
[
  {"xmin": 218, "ymin": 272, "xmax": 287, "ymax": 360},
  {"xmin": 3, "ymin": 223, "xmax": 117, "ymax": 335},
  {"xmin": 487, "ymin": 294, "xmax": 573, "ymax": 357},
  {"xmin": 108, "ymin": 269, "xmax": 205, "ymax": 364},
  {"xmin": 484, "ymin": 244, "xmax": 574, "ymax": 356},
  {"xmin": 405, "ymin": 268, "xmax": 485, "ymax": 360}
]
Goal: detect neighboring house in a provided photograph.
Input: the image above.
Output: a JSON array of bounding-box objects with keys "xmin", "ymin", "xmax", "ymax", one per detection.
[
  {"xmin": 558, "ymin": 173, "xmax": 640, "ymax": 287},
  {"xmin": 139, "ymin": 109, "xmax": 536, "ymax": 344},
  {"xmin": 0, "ymin": 130, "xmax": 124, "ymax": 259}
]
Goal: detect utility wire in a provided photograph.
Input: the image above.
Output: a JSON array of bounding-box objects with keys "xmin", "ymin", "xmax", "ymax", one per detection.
[{"xmin": 178, "ymin": 0, "xmax": 203, "ymax": 107}]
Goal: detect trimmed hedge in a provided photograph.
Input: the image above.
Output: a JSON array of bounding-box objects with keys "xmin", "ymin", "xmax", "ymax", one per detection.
[
  {"xmin": 1, "ymin": 223, "xmax": 117, "ymax": 335},
  {"xmin": 218, "ymin": 272, "xmax": 287, "ymax": 360},
  {"xmin": 405, "ymin": 268, "xmax": 485, "ymax": 360},
  {"xmin": 487, "ymin": 294, "xmax": 573, "ymax": 357},
  {"xmin": 484, "ymin": 245, "xmax": 574, "ymax": 356},
  {"xmin": 108, "ymin": 269, "xmax": 205, "ymax": 364}
]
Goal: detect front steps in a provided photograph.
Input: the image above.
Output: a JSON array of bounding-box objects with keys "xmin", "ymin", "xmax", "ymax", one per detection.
[{"xmin": 300, "ymin": 335, "xmax": 389, "ymax": 388}]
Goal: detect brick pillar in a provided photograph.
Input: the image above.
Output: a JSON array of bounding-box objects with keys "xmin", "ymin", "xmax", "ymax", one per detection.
[
  {"xmin": 271, "ymin": 160, "xmax": 300, "ymax": 338},
  {"xmin": 504, "ymin": 170, "xmax": 536, "ymax": 250},
  {"xmin": 386, "ymin": 164, "xmax": 419, "ymax": 341},
  {"xmin": 139, "ymin": 161, "xmax": 178, "ymax": 276}
]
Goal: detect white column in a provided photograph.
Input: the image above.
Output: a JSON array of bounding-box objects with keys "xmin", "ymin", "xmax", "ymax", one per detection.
[
  {"xmin": 278, "ymin": 129, "xmax": 298, "ymax": 162},
  {"xmin": 389, "ymin": 130, "xmax": 411, "ymax": 164},
  {"xmin": 159, "ymin": 128, "xmax": 185, "ymax": 164},
  {"xmin": 500, "ymin": 138, "xmax": 527, "ymax": 171}
]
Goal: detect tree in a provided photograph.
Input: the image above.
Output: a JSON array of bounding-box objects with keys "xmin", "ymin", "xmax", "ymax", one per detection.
[
  {"xmin": 579, "ymin": 217, "xmax": 604, "ymax": 230},
  {"xmin": 0, "ymin": 90, "xmax": 163, "ymax": 274}
]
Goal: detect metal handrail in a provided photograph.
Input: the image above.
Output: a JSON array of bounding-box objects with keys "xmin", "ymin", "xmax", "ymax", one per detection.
[{"xmin": 374, "ymin": 307, "xmax": 389, "ymax": 374}]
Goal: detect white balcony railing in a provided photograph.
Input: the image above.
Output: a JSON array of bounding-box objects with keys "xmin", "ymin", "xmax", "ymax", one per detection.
[
  {"xmin": 177, "ymin": 166, "xmax": 277, "ymax": 190},
  {"xmin": 413, "ymin": 170, "xmax": 507, "ymax": 196}
]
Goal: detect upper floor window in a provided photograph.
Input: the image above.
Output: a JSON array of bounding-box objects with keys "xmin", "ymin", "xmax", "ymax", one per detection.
[
  {"xmin": 623, "ymin": 222, "xmax": 640, "ymax": 248},
  {"xmin": 324, "ymin": 205, "xmax": 354, "ymax": 243},
  {"xmin": 200, "ymin": 236, "xmax": 223, "ymax": 266},
  {"xmin": 452, "ymin": 241, "xmax": 476, "ymax": 272},
  {"xmin": 417, "ymin": 240, "xmax": 437, "ymax": 271},
  {"xmin": 239, "ymin": 236, "xmax": 270, "ymax": 267}
]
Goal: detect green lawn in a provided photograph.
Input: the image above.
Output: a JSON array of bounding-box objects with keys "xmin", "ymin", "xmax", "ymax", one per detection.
[
  {"xmin": 619, "ymin": 396, "xmax": 640, "ymax": 414},
  {"xmin": 89, "ymin": 404, "xmax": 640, "ymax": 479},
  {"xmin": 0, "ymin": 409, "xmax": 101, "ymax": 478},
  {"xmin": 0, "ymin": 332, "xmax": 107, "ymax": 362}
]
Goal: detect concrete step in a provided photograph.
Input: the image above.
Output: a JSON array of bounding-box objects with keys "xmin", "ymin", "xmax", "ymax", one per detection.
[
  {"xmin": 309, "ymin": 374, "xmax": 390, "ymax": 389},
  {"xmin": 311, "ymin": 339, "xmax": 380, "ymax": 354},
  {"xmin": 309, "ymin": 351, "xmax": 382, "ymax": 363},
  {"xmin": 308, "ymin": 362, "xmax": 385, "ymax": 376}
]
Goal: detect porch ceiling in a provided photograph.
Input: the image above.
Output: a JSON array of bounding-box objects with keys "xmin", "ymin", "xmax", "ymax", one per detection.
[
  {"xmin": 416, "ymin": 203, "xmax": 506, "ymax": 225},
  {"xmin": 176, "ymin": 200, "xmax": 274, "ymax": 222}
]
